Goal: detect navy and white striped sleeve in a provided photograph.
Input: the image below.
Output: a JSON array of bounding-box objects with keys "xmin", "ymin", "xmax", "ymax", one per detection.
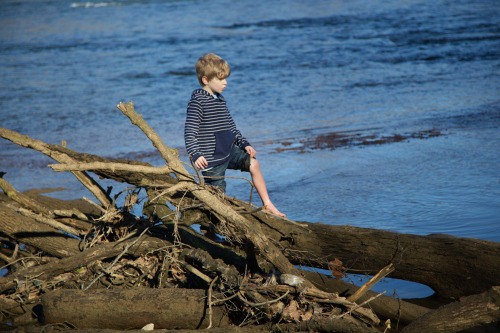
[{"xmin": 184, "ymin": 99, "xmax": 203, "ymax": 162}]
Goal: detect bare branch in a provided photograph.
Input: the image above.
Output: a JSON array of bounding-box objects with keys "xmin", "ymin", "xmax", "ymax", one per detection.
[
  {"xmin": 0, "ymin": 127, "xmax": 113, "ymax": 208},
  {"xmin": 11, "ymin": 205, "xmax": 82, "ymax": 237},
  {"xmin": 49, "ymin": 161, "xmax": 172, "ymax": 175}
]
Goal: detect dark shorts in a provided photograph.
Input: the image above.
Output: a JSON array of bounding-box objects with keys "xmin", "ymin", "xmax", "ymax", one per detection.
[{"xmin": 202, "ymin": 145, "xmax": 251, "ymax": 191}]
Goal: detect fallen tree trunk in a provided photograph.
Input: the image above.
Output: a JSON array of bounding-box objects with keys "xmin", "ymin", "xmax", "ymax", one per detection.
[
  {"xmin": 41, "ymin": 285, "xmax": 380, "ymax": 332},
  {"xmin": 42, "ymin": 288, "xmax": 230, "ymax": 330},
  {"xmin": 0, "ymin": 201, "xmax": 81, "ymax": 258},
  {"xmin": 255, "ymin": 218, "xmax": 500, "ymax": 300},
  {"xmin": 39, "ymin": 326, "xmax": 275, "ymax": 333},
  {"xmin": 402, "ymin": 286, "xmax": 500, "ymax": 333}
]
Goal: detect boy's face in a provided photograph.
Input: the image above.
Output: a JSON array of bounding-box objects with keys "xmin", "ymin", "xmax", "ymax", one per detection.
[{"xmin": 202, "ymin": 76, "xmax": 227, "ymax": 95}]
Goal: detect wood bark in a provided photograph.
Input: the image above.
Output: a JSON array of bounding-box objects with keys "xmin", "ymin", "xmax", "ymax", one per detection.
[
  {"xmin": 301, "ymin": 270, "xmax": 430, "ymax": 326},
  {"xmin": 0, "ymin": 177, "xmax": 52, "ymax": 216},
  {"xmin": 0, "ymin": 201, "xmax": 81, "ymax": 259},
  {"xmin": 249, "ymin": 213, "xmax": 500, "ymax": 300},
  {"xmin": 20, "ymin": 188, "xmax": 102, "ymax": 218},
  {"xmin": 156, "ymin": 224, "xmax": 431, "ymax": 325},
  {"xmin": 42, "ymin": 288, "xmax": 229, "ymax": 330},
  {"xmin": 402, "ymin": 286, "xmax": 500, "ymax": 333},
  {"xmin": 290, "ymin": 317, "xmax": 380, "ymax": 333},
  {"xmin": 38, "ymin": 327, "xmax": 271, "ymax": 333}
]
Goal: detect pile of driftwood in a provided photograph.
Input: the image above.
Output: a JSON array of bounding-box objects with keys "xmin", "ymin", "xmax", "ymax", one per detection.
[{"xmin": 1, "ymin": 102, "xmax": 499, "ymax": 333}]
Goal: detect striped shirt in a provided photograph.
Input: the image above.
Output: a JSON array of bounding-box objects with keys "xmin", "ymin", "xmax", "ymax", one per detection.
[{"xmin": 184, "ymin": 89, "xmax": 250, "ymax": 168}]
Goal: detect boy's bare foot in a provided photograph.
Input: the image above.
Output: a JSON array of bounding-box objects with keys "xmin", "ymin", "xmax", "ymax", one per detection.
[{"xmin": 263, "ymin": 201, "xmax": 286, "ymax": 218}]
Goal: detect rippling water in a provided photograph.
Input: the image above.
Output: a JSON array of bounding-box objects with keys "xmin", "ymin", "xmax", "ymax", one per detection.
[{"xmin": 1, "ymin": 0, "xmax": 499, "ymax": 251}]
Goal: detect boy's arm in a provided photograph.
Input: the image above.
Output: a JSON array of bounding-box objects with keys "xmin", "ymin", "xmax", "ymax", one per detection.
[{"xmin": 184, "ymin": 99, "xmax": 204, "ymax": 163}]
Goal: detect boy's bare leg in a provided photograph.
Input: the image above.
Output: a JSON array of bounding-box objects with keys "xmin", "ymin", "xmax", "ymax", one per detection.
[{"xmin": 249, "ymin": 158, "xmax": 286, "ymax": 217}]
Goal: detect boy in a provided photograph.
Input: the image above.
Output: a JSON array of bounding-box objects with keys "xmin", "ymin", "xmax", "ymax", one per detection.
[{"xmin": 184, "ymin": 53, "xmax": 285, "ymax": 217}]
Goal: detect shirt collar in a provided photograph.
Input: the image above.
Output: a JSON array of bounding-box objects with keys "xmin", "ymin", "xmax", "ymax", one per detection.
[{"xmin": 193, "ymin": 88, "xmax": 225, "ymax": 101}]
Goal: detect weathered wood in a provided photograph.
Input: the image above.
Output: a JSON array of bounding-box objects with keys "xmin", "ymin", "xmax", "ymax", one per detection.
[
  {"xmin": 42, "ymin": 288, "xmax": 229, "ymax": 330},
  {"xmin": 55, "ymin": 217, "xmax": 93, "ymax": 232},
  {"xmin": 181, "ymin": 248, "xmax": 240, "ymax": 286},
  {"xmin": 0, "ymin": 215, "xmax": 171, "ymax": 322},
  {"xmin": 301, "ymin": 270, "xmax": 430, "ymax": 325},
  {"xmin": 0, "ymin": 180, "xmax": 86, "ymax": 237},
  {"xmin": 0, "ymin": 201, "xmax": 81, "ymax": 259},
  {"xmin": 49, "ymin": 161, "xmax": 172, "ymax": 175},
  {"xmin": 252, "ymin": 215, "xmax": 500, "ymax": 300},
  {"xmin": 38, "ymin": 327, "xmax": 271, "ymax": 333},
  {"xmin": 247, "ymin": 284, "xmax": 380, "ymax": 326},
  {"xmin": 0, "ymin": 177, "xmax": 52, "ymax": 216},
  {"xmin": 14, "ymin": 206, "xmax": 82, "ymax": 237},
  {"xmin": 8, "ymin": 158, "xmax": 500, "ymax": 302},
  {"xmin": 4, "ymin": 124, "xmax": 497, "ymax": 299},
  {"xmin": 189, "ymin": 186, "xmax": 307, "ymax": 279},
  {"xmin": 0, "ymin": 235, "xmax": 168, "ymax": 294},
  {"xmin": 0, "ymin": 296, "xmax": 27, "ymax": 316},
  {"xmin": 347, "ymin": 263, "xmax": 394, "ymax": 303},
  {"xmin": 289, "ymin": 316, "xmax": 380, "ymax": 333},
  {"xmin": 152, "ymin": 224, "xmax": 249, "ymax": 274},
  {"xmin": 116, "ymin": 102, "xmax": 190, "ymax": 182},
  {"xmin": 0, "ymin": 127, "xmax": 113, "ymax": 208},
  {"xmin": 402, "ymin": 286, "xmax": 500, "ymax": 333},
  {"xmin": 0, "ymin": 301, "xmax": 40, "ymax": 328},
  {"xmin": 21, "ymin": 188, "xmax": 102, "ymax": 217},
  {"xmin": 145, "ymin": 229, "xmax": 426, "ymax": 328}
]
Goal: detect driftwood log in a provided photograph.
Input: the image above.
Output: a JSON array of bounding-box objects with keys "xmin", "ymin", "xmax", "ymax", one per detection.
[
  {"xmin": 42, "ymin": 288, "xmax": 230, "ymax": 330},
  {"xmin": 3, "ymin": 125, "xmax": 498, "ymax": 299},
  {"xmin": 255, "ymin": 217, "xmax": 500, "ymax": 300},
  {"xmin": 1, "ymin": 102, "xmax": 499, "ymax": 332},
  {"xmin": 402, "ymin": 286, "xmax": 500, "ymax": 333}
]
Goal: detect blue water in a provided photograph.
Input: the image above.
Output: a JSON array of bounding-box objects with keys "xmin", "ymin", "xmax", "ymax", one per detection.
[{"xmin": 1, "ymin": 0, "xmax": 499, "ymax": 292}]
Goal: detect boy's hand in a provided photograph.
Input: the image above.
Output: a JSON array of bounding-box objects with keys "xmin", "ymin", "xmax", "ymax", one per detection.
[
  {"xmin": 194, "ymin": 156, "xmax": 208, "ymax": 169},
  {"xmin": 245, "ymin": 146, "xmax": 257, "ymax": 158}
]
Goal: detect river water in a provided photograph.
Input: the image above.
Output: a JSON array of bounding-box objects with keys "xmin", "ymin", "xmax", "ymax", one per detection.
[{"xmin": 1, "ymin": 0, "xmax": 499, "ymax": 296}]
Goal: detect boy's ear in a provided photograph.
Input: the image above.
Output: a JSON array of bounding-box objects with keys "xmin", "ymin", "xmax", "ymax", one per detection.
[{"xmin": 201, "ymin": 76, "xmax": 209, "ymax": 85}]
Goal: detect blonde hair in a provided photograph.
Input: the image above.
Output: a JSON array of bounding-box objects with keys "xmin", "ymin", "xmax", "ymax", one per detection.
[{"xmin": 195, "ymin": 53, "xmax": 231, "ymax": 86}]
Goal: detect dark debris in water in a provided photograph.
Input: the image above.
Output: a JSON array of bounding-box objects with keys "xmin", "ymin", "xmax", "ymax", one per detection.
[{"xmin": 271, "ymin": 128, "xmax": 443, "ymax": 153}]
